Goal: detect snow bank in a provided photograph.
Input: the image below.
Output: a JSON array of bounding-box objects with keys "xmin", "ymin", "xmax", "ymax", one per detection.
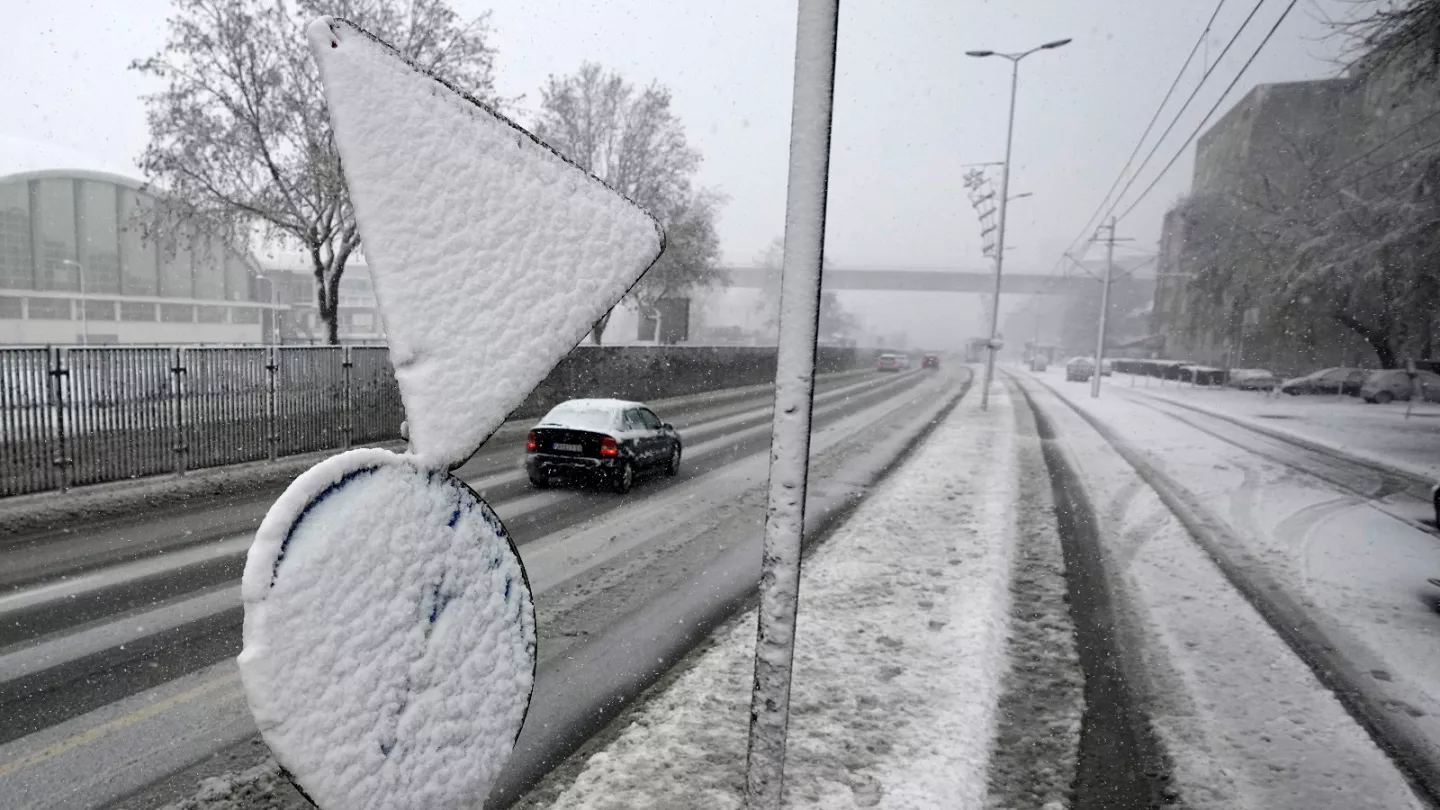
[
  {"xmin": 240, "ymin": 448, "xmax": 535, "ymax": 810},
  {"xmin": 307, "ymin": 16, "xmax": 663, "ymax": 470},
  {"xmin": 533, "ymin": 386, "xmax": 1019, "ymax": 809}
]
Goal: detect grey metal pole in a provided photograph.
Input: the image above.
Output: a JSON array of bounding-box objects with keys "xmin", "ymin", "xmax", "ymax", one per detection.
[
  {"xmin": 1090, "ymin": 217, "xmax": 1115, "ymax": 398},
  {"xmin": 78, "ymin": 263, "xmax": 88, "ymax": 346},
  {"xmin": 64, "ymin": 259, "xmax": 88, "ymax": 345},
  {"xmin": 981, "ymin": 58, "xmax": 1019, "ymax": 411},
  {"xmin": 745, "ymin": 1, "xmax": 839, "ymax": 807}
]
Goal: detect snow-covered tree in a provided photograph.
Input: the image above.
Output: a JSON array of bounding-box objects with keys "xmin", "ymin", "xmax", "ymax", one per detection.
[
  {"xmin": 1172, "ymin": 137, "xmax": 1440, "ymax": 369},
  {"xmin": 534, "ymin": 62, "xmax": 723, "ymax": 344},
  {"xmin": 132, "ymin": 0, "xmax": 501, "ymax": 344}
]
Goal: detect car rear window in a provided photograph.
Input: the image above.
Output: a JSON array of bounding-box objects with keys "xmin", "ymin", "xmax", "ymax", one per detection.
[{"xmin": 540, "ymin": 403, "xmax": 619, "ymax": 432}]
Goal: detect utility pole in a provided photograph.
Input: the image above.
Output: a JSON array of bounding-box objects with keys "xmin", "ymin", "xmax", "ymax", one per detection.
[{"xmin": 1091, "ymin": 216, "xmax": 1131, "ymax": 398}]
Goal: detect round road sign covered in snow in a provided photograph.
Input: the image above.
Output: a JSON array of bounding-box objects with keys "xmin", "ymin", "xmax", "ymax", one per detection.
[{"xmin": 239, "ymin": 448, "xmax": 535, "ymax": 810}]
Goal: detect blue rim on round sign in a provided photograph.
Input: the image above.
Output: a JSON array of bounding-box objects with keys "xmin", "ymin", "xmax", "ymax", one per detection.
[{"xmin": 239, "ymin": 448, "xmax": 536, "ymax": 810}]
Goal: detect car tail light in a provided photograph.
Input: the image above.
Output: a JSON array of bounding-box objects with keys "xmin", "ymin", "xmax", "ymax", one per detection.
[
  {"xmin": 600, "ymin": 436, "xmax": 619, "ymax": 457},
  {"xmin": 526, "ymin": 431, "xmax": 537, "ymax": 452}
]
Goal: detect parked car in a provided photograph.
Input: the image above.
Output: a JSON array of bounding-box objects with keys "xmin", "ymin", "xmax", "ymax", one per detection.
[
  {"xmin": 897, "ymin": 353, "xmax": 912, "ymax": 369},
  {"xmin": 877, "ymin": 353, "xmax": 904, "ymax": 372},
  {"xmin": 1280, "ymin": 367, "xmax": 1368, "ymax": 396},
  {"xmin": 1177, "ymin": 364, "xmax": 1226, "ymax": 386},
  {"xmin": 1360, "ymin": 369, "xmax": 1440, "ymax": 404},
  {"xmin": 922, "ymin": 353, "xmax": 940, "ymax": 369},
  {"xmin": 1100, "ymin": 358, "xmax": 1113, "ymax": 377},
  {"xmin": 1226, "ymin": 368, "xmax": 1279, "ymax": 391},
  {"xmin": 525, "ymin": 398, "xmax": 682, "ymax": 494},
  {"xmin": 1065, "ymin": 356, "xmax": 1094, "ymax": 382},
  {"xmin": 1029, "ymin": 356, "xmax": 1048, "ymax": 372}
]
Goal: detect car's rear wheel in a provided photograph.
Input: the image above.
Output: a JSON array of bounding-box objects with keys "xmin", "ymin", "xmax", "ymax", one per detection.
[
  {"xmin": 666, "ymin": 444, "xmax": 682, "ymax": 477},
  {"xmin": 612, "ymin": 461, "xmax": 634, "ymax": 494},
  {"xmin": 529, "ymin": 474, "xmax": 549, "ymax": 489},
  {"xmin": 1375, "ymin": 391, "xmax": 1394, "ymax": 404}
]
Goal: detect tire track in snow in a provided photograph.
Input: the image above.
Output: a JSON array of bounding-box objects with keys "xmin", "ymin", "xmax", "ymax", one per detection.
[{"xmin": 1010, "ymin": 374, "xmax": 1176, "ymax": 809}]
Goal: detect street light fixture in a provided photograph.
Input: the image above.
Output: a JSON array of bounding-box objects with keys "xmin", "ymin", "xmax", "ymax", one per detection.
[{"xmin": 967, "ymin": 37, "xmax": 1071, "ymax": 410}]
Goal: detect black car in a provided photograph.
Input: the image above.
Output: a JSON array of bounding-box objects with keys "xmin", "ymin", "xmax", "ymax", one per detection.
[{"xmin": 525, "ymin": 399, "xmax": 682, "ymax": 493}]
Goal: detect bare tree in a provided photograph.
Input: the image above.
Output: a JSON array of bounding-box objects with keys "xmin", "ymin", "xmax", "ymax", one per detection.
[
  {"xmin": 534, "ymin": 62, "xmax": 724, "ymax": 344},
  {"xmin": 1334, "ymin": 0, "xmax": 1440, "ymax": 81},
  {"xmin": 751, "ymin": 236, "xmax": 857, "ymax": 344},
  {"xmin": 132, "ymin": 0, "xmax": 501, "ymax": 344}
]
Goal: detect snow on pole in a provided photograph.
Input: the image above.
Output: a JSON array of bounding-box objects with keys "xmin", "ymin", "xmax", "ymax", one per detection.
[
  {"xmin": 238, "ymin": 17, "xmax": 662, "ymax": 810},
  {"xmin": 745, "ymin": 1, "xmax": 839, "ymax": 807}
]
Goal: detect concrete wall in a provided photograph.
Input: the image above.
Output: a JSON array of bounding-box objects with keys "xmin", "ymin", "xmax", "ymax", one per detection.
[{"xmin": 512, "ymin": 344, "xmax": 874, "ymax": 419}]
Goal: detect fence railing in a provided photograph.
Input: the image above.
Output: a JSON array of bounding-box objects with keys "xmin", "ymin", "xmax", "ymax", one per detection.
[{"xmin": 0, "ymin": 345, "xmax": 404, "ymax": 498}]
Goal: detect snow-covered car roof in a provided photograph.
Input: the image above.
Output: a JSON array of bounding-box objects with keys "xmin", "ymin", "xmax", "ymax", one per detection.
[
  {"xmin": 538, "ymin": 398, "xmax": 651, "ymax": 425},
  {"xmin": 542, "ymin": 398, "xmax": 646, "ymax": 414}
]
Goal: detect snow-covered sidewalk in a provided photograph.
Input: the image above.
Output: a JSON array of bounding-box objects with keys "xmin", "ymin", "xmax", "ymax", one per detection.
[
  {"xmin": 521, "ymin": 385, "xmax": 1022, "ymax": 809},
  {"xmin": 1094, "ymin": 370, "xmax": 1440, "ymax": 481}
]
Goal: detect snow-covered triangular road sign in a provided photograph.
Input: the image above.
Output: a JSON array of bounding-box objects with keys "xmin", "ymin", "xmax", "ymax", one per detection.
[{"xmin": 308, "ymin": 16, "xmax": 663, "ymax": 469}]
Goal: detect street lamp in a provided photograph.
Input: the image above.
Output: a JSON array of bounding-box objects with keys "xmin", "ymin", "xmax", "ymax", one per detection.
[
  {"xmin": 967, "ymin": 37, "xmax": 1071, "ymax": 410},
  {"xmin": 59, "ymin": 258, "xmax": 88, "ymax": 345}
]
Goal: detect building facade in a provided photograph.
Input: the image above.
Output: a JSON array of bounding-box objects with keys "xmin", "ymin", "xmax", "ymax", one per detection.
[
  {"xmin": 0, "ymin": 169, "xmax": 277, "ymax": 345},
  {"xmin": 1153, "ymin": 78, "xmax": 1381, "ymax": 373},
  {"xmin": 255, "ymin": 252, "xmax": 384, "ymax": 344}
]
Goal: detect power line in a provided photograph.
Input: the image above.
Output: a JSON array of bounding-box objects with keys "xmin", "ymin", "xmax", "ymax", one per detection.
[
  {"xmin": 1113, "ymin": 0, "xmax": 1300, "ymax": 224},
  {"xmin": 1063, "ymin": 0, "xmax": 1232, "ymax": 256}
]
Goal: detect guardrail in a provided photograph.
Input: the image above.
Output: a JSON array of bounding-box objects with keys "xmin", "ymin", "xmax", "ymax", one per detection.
[{"xmin": 0, "ymin": 346, "xmax": 404, "ymax": 497}]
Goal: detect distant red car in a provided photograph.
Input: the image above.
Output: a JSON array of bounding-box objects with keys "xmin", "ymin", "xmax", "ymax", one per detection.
[{"xmin": 922, "ymin": 353, "xmax": 940, "ymax": 369}]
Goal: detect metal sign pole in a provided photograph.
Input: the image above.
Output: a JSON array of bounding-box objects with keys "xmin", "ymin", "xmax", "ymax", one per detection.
[{"xmin": 745, "ymin": 1, "xmax": 839, "ymax": 807}]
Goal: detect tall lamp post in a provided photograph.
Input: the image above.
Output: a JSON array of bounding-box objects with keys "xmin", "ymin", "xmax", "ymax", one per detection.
[{"xmin": 966, "ymin": 37, "xmax": 1070, "ymax": 410}]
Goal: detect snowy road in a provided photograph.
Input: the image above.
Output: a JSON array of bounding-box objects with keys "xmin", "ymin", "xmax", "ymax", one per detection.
[
  {"xmin": 0, "ymin": 367, "xmax": 966, "ymax": 810},
  {"xmin": 1019, "ymin": 367, "xmax": 1440, "ymax": 809}
]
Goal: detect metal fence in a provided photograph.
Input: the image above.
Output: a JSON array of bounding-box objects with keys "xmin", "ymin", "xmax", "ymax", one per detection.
[{"xmin": 0, "ymin": 345, "xmax": 404, "ymax": 497}]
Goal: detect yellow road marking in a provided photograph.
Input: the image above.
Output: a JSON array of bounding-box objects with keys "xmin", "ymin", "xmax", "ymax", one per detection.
[{"xmin": 0, "ymin": 670, "xmax": 242, "ymax": 779}]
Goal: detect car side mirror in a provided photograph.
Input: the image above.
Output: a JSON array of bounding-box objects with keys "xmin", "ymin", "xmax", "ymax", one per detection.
[{"xmin": 663, "ymin": 422, "xmax": 674, "ymax": 431}]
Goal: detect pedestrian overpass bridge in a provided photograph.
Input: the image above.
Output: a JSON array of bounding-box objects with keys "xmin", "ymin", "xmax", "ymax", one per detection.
[{"xmin": 719, "ymin": 265, "xmax": 1153, "ymax": 296}]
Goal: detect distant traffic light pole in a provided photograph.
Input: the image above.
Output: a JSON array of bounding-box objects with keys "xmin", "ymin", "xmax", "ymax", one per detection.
[{"xmin": 966, "ymin": 37, "xmax": 1070, "ymax": 410}]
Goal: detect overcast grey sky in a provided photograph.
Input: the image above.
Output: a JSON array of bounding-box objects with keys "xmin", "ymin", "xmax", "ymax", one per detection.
[{"xmin": 3, "ymin": 0, "xmax": 1354, "ymax": 345}]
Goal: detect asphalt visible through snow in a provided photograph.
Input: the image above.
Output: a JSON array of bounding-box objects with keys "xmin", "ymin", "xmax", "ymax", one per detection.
[{"xmin": 0, "ymin": 366, "xmax": 964, "ymax": 810}]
